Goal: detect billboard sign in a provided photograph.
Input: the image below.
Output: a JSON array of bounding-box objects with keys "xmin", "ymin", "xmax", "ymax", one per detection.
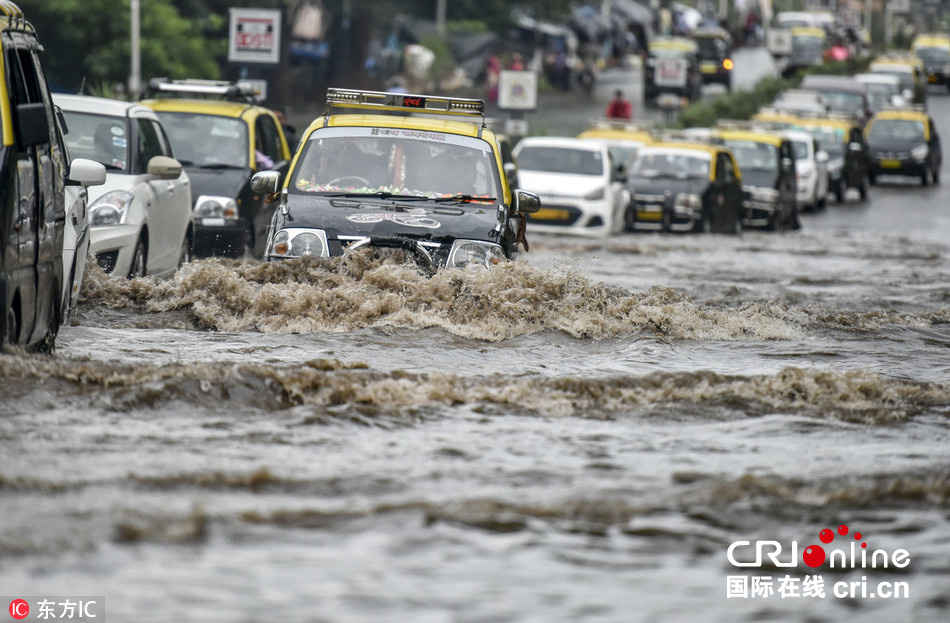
[{"xmin": 228, "ymin": 8, "xmax": 282, "ymax": 64}]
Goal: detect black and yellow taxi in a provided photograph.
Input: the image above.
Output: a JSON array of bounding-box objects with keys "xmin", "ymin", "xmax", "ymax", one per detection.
[
  {"xmin": 249, "ymin": 89, "xmax": 539, "ymax": 272},
  {"xmin": 865, "ymin": 108, "xmax": 943, "ymax": 186},
  {"xmin": 643, "ymin": 37, "xmax": 703, "ymax": 103},
  {"xmin": 623, "ymin": 137, "xmax": 743, "ymax": 234},
  {"xmin": 691, "ymin": 27, "xmax": 734, "ymax": 91},
  {"xmin": 2, "ymin": 0, "xmax": 105, "ymax": 350},
  {"xmin": 911, "ymin": 33, "xmax": 950, "ymax": 91},
  {"xmin": 711, "ymin": 127, "xmax": 799, "ymax": 230},
  {"xmin": 140, "ymin": 79, "xmax": 291, "ymax": 258}
]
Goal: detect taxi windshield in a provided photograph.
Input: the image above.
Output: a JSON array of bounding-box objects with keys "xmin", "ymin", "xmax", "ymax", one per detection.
[
  {"xmin": 867, "ymin": 119, "xmax": 926, "ymax": 142},
  {"xmin": 60, "ymin": 111, "xmax": 130, "ymax": 172},
  {"xmin": 629, "ymin": 150, "xmax": 709, "ymax": 179},
  {"xmin": 819, "ymin": 91, "xmax": 866, "ymax": 115},
  {"xmin": 804, "ymin": 126, "xmax": 846, "ymax": 155},
  {"xmin": 154, "ymin": 112, "xmax": 248, "ymax": 168},
  {"xmin": 791, "ymin": 140, "xmax": 810, "ymax": 159},
  {"xmin": 870, "ymin": 68, "xmax": 914, "ymax": 91},
  {"xmin": 792, "ymin": 36, "xmax": 824, "ymax": 52},
  {"xmin": 914, "ymin": 46, "xmax": 950, "ymax": 64},
  {"xmin": 291, "ymin": 127, "xmax": 498, "ymax": 200},
  {"xmin": 722, "ymin": 140, "xmax": 779, "ymax": 172}
]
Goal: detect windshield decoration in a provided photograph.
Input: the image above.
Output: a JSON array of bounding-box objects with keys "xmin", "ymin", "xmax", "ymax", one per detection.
[{"xmin": 345, "ymin": 213, "xmax": 441, "ymax": 228}]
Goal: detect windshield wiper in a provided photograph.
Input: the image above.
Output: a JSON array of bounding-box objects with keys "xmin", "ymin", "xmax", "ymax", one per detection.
[
  {"xmin": 433, "ymin": 194, "xmax": 497, "ymax": 203},
  {"xmin": 323, "ymin": 192, "xmax": 430, "ymax": 200},
  {"xmin": 198, "ymin": 163, "xmax": 245, "ymax": 170}
]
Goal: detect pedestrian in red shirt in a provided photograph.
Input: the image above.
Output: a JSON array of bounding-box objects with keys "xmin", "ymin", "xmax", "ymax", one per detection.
[{"xmin": 605, "ymin": 90, "xmax": 633, "ymax": 119}]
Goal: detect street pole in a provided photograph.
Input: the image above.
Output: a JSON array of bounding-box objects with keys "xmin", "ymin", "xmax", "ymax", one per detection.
[
  {"xmin": 436, "ymin": 0, "xmax": 446, "ymax": 36},
  {"xmin": 130, "ymin": 0, "xmax": 141, "ymax": 98}
]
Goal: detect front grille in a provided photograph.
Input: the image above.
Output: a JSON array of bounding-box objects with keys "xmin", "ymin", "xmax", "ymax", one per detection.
[{"xmin": 96, "ymin": 250, "xmax": 119, "ymax": 274}]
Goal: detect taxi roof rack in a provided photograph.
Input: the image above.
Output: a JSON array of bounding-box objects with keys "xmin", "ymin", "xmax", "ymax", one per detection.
[
  {"xmin": 0, "ymin": 0, "xmax": 31, "ymax": 32},
  {"xmin": 326, "ymin": 88, "xmax": 485, "ymax": 119},
  {"xmin": 142, "ymin": 78, "xmax": 261, "ymax": 103},
  {"xmin": 586, "ymin": 118, "xmax": 658, "ymax": 132},
  {"xmin": 879, "ymin": 103, "xmax": 927, "ymax": 113},
  {"xmin": 650, "ymin": 129, "xmax": 715, "ymax": 145}
]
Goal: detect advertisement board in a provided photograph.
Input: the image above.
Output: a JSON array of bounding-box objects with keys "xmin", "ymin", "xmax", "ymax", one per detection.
[{"xmin": 228, "ymin": 8, "xmax": 282, "ymax": 64}]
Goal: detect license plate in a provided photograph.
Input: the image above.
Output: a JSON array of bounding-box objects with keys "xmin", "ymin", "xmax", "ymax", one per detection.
[
  {"xmin": 637, "ymin": 208, "xmax": 662, "ymax": 221},
  {"xmin": 880, "ymin": 159, "xmax": 901, "ymax": 169},
  {"xmin": 700, "ymin": 62, "xmax": 718, "ymax": 74},
  {"xmin": 202, "ymin": 217, "xmax": 226, "ymax": 226},
  {"xmin": 531, "ymin": 208, "xmax": 569, "ymax": 221}
]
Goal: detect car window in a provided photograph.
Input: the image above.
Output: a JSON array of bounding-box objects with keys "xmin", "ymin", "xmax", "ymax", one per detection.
[
  {"xmin": 629, "ymin": 151, "xmax": 709, "ymax": 179},
  {"xmin": 154, "ymin": 111, "xmax": 249, "ymax": 168},
  {"xmin": 61, "ymin": 111, "xmax": 130, "ymax": 171},
  {"xmin": 791, "ymin": 140, "xmax": 810, "ymax": 159},
  {"xmin": 291, "ymin": 126, "xmax": 499, "ymax": 200},
  {"xmin": 516, "ymin": 146, "xmax": 605, "ymax": 176},
  {"xmin": 723, "ymin": 139, "xmax": 778, "ymax": 172},
  {"xmin": 136, "ymin": 118, "xmax": 163, "ymax": 173},
  {"xmin": 152, "ymin": 120, "xmax": 173, "ymax": 158},
  {"xmin": 255, "ymin": 114, "xmax": 282, "ymax": 162}
]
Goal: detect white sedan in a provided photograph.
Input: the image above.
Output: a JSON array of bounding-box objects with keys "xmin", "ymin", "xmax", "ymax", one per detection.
[
  {"xmin": 512, "ymin": 136, "xmax": 628, "ymax": 236},
  {"xmin": 55, "ymin": 94, "xmax": 192, "ymax": 279},
  {"xmin": 785, "ymin": 129, "xmax": 829, "ymax": 212}
]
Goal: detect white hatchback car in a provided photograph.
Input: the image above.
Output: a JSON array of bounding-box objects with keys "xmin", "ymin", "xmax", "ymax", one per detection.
[
  {"xmin": 512, "ymin": 136, "xmax": 628, "ymax": 236},
  {"xmin": 784, "ymin": 129, "xmax": 829, "ymax": 211},
  {"xmin": 55, "ymin": 95, "xmax": 193, "ymax": 279}
]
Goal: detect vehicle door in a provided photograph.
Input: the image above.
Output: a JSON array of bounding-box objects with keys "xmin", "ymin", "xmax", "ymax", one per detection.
[
  {"xmin": 134, "ymin": 115, "xmax": 176, "ymax": 272},
  {"xmin": 153, "ymin": 116, "xmax": 191, "ymax": 268},
  {"xmin": 3, "ymin": 32, "xmax": 61, "ymax": 345},
  {"xmin": 249, "ymin": 112, "xmax": 288, "ymax": 256}
]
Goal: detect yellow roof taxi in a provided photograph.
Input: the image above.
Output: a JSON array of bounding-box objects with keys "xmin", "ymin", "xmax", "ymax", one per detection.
[
  {"xmin": 140, "ymin": 79, "xmax": 292, "ymax": 259},
  {"xmin": 623, "ymin": 137, "xmax": 743, "ymax": 234},
  {"xmin": 577, "ymin": 119, "xmax": 656, "ymax": 176},
  {"xmin": 248, "ymin": 89, "xmax": 540, "ymax": 272},
  {"xmin": 865, "ymin": 107, "xmax": 943, "ymax": 186},
  {"xmin": 643, "ymin": 37, "xmax": 703, "ymax": 102},
  {"xmin": 869, "ymin": 53, "xmax": 928, "ymax": 105},
  {"xmin": 911, "ymin": 34, "xmax": 950, "ymax": 90}
]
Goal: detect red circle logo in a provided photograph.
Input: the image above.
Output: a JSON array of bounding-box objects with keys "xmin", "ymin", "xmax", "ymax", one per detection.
[
  {"xmin": 9, "ymin": 599, "xmax": 29, "ymax": 620},
  {"xmin": 802, "ymin": 545, "xmax": 826, "ymax": 568}
]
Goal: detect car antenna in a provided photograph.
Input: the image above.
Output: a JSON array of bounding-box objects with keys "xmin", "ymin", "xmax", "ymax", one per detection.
[{"xmin": 78, "ymin": 76, "xmax": 87, "ymax": 95}]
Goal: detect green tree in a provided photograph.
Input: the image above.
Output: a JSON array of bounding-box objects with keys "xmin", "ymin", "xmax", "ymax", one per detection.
[{"xmin": 19, "ymin": 0, "xmax": 223, "ymax": 93}]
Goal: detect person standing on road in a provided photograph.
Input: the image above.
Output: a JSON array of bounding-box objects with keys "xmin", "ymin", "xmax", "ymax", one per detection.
[{"xmin": 605, "ymin": 90, "xmax": 633, "ymax": 120}]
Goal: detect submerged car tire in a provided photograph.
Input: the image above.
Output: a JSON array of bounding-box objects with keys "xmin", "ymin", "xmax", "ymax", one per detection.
[
  {"xmin": 129, "ymin": 237, "xmax": 147, "ymax": 279},
  {"xmin": 178, "ymin": 230, "xmax": 193, "ymax": 269},
  {"xmin": 5, "ymin": 304, "xmax": 17, "ymax": 345},
  {"xmin": 933, "ymin": 167, "xmax": 941, "ymax": 185},
  {"xmin": 921, "ymin": 168, "xmax": 929, "ymax": 186},
  {"xmin": 858, "ymin": 176, "xmax": 869, "ymax": 200},
  {"xmin": 38, "ymin": 294, "xmax": 59, "ymax": 354}
]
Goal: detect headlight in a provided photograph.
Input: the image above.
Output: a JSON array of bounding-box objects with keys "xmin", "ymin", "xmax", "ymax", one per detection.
[
  {"xmin": 268, "ymin": 228, "xmax": 329, "ymax": 259},
  {"xmin": 583, "ymin": 187, "xmax": 606, "ymax": 201},
  {"xmin": 447, "ymin": 240, "xmax": 505, "ymax": 269},
  {"xmin": 746, "ymin": 187, "xmax": 780, "ymax": 202},
  {"xmin": 911, "ymin": 145, "xmax": 929, "ymax": 161},
  {"xmin": 89, "ymin": 190, "xmax": 134, "ymax": 227},
  {"xmin": 673, "ymin": 192, "xmax": 701, "ymax": 211},
  {"xmin": 194, "ymin": 195, "xmax": 238, "ymax": 219}
]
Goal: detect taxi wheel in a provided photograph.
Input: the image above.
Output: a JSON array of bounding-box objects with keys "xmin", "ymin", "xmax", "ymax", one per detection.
[
  {"xmin": 178, "ymin": 231, "xmax": 193, "ymax": 268},
  {"xmin": 623, "ymin": 206, "xmax": 636, "ymax": 232},
  {"xmin": 4, "ymin": 305, "xmax": 17, "ymax": 345},
  {"xmin": 933, "ymin": 167, "xmax": 941, "ymax": 185},
  {"xmin": 38, "ymin": 294, "xmax": 59, "ymax": 354}
]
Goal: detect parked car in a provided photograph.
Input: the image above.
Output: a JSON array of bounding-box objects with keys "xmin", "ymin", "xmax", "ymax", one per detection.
[
  {"xmin": 854, "ymin": 73, "xmax": 908, "ymax": 114},
  {"xmin": 797, "ymin": 116, "xmax": 870, "ymax": 203},
  {"xmin": 140, "ymin": 79, "xmax": 292, "ymax": 258},
  {"xmin": 712, "ymin": 128, "xmax": 799, "ymax": 230},
  {"xmin": 911, "ymin": 33, "xmax": 950, "ymax": 91},
  {"xmin": 643, "ymin": 37, "xmax": 703, "ymax": 103},
  {"xmin": 514, "ymin": 136, "xmax": 628, "ymax": 236},
  {"xmin": 623, "ymin": 140, "xmax": 744, "ymax": 234},
  {"xmin": 56, "ymin": 94, "xmax": 193, "ymax": 279},
  {"xmin": 865, "ymin": 108, "xmax": 943, "ymax": 186},
  {"xmin": 691, "ymin": 27, "xmax": 734, "ymax": 91},
  {"xmin": 798, "ymin": 75, "xmax": 872, "ymax": 127},
  {"xmin": 250, "ymin": 89, "xmax": 539, "ymax": 271},
  {"xmin": 784, "ymin": 129, "xmax": 829, "ymax": 211},
  {"xmin": 2, "ymin": 2, "xmax": 105, "ymax": 350}
]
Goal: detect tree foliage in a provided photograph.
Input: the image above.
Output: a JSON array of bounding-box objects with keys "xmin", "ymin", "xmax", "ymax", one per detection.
[{"xmin": 18, "ymin": 0, "xmax": 223, "ymax": 93}]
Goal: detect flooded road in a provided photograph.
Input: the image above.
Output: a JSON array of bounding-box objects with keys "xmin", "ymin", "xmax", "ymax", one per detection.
[{"xmin": 2, "ymin": 91, "xmax": 950, "ymax": 622}]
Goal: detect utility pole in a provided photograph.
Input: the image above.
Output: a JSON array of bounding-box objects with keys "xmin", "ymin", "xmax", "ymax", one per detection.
[
  {"xmin": 436, "ymin": 0, "xmax": 446, "ymax": 36},
  {"xmin": 130, "ymin": 0, "xmax": 141, "ymax": 97}
]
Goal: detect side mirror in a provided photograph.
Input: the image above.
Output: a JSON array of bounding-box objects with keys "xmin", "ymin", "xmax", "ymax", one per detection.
[
  {"xmin": 15, "ymin": 102, "xmax": 51, "ymax": 148},
  {"xmin": 67, "ymin": 158, "xmax": 107, "ymax": 187},
  {"xmin": 815, "ymin": 150, "xmax": 829, "ymax": 163},
  {"xmin": 250, "ymin": 170, "xmax": 281, "ymax": 194},
  {"xmin": 514, "ymin": 190, "xmax": 541, "ymax": 214},
  {"xmin": 147, "ymin": 155, "xmax": 183, "ymax": 179}
]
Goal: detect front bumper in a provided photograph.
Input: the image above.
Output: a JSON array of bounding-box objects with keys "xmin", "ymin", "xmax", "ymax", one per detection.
[
  {"xmin": 90, "ymin": 224, "xmax": 141, "ymax": 277},
  {"xmin": 629, "ymin": 195, "xmax": 702, "ymax": 233},
  {"xmin": 525, "ymin": 197, "xmax": 614, "ymax": 236},
  {"xmin": 869, "ymin": 157, "xmax": 927, "ymax": 178},
  {"xmin": 742, "ymin": 198, "xmax": 780, "ymax": 229},
  {"xmin": 192, "ymin": 217, "xmax": 247, "ymax": 257}
]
